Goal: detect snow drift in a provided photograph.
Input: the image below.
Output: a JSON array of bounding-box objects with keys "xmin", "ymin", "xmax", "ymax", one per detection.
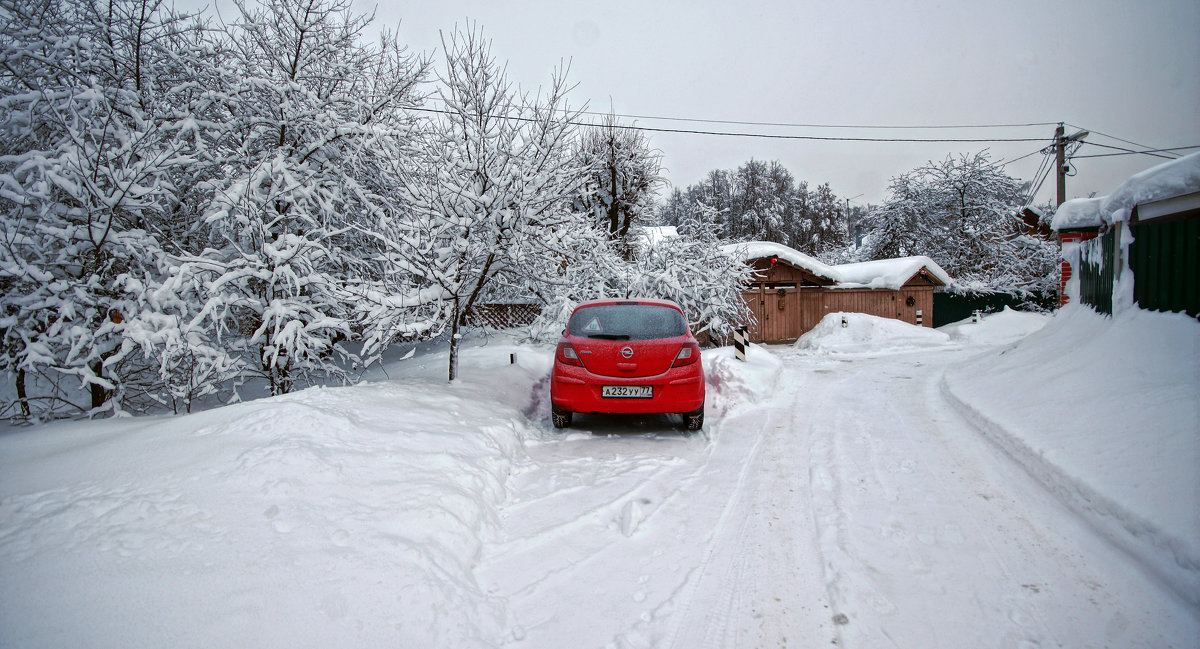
[
  {"xmin": 793, "ymin": 312, "xmax": 951, "ymax": 354},
  {"xmin": 0, "ymin": 353, "xmax": 541, "ymax": 649},
  {"xmin": 942, "ymin": 305, "xmax": 1200, "ymax": 608}
]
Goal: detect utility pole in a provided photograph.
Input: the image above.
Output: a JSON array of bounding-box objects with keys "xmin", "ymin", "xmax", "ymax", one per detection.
[
  {"xmin": 1055, "ymin": 123, "xmax": 1089, "ymax": 207},
  {"xmin": 1055, "ymin": 123, "xmax": 1066, "ymax": 207},
  {"xmin": 844, "ymin": 193, "xmax": 863, "ymax": 247}
]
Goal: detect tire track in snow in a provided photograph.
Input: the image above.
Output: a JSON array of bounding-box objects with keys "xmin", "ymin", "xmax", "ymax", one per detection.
[
  {"xmin": 804, "ymin": 353, "xmax": 1055, "ymax": 648},
  {"xmin": 663, "ymin": 366, "xmax": 831, "ymax": 649},
  {"xmin": 477, "ymin": 415, "xmax": 723, "ymax": 647},
  {"xmin": 483, "ymin": 459, "xmax": 689, "ymax": 600},
  {"xmin": 661, "ymin": 408, "xmax": 769, "ymax": 649}
]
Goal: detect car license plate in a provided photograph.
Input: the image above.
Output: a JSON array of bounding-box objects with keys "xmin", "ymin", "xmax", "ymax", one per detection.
[{"xmin": 601, "ymin": 385, "xmax": 653, "ymax": 398}]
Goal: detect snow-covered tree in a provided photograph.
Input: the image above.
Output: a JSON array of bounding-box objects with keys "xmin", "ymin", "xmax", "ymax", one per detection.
[
  {"xmin": 627, "ymin": 217, "xmax": 753, "ymax": 340},
  {"xmin": 801, "ymin": 182, "xmax": 850, "ymax": 258},
  {"xmin": 572, "ymin": 113, "xmax": 664, "ymax": 258},
  {"xmin": 859, "ymin": 152, "xmax": 1057, "ymax": 294},
  {"xmin": 365, "ymin": 25, "xmax": 584, "ymax": 381},
  {"xmin": 0, "ymin": 0, "xmax": 215, "ymax": 417},
  {"xmin": 732, "ymin": 159, "xmax": 788, "ymax": 243},
  {"xmin": 524, "ymin": 204, "xmax": 754, "ymax": 345},
  {"xmin": 170, "ymin": 0, "xmax": 430, "ymax": 396}
]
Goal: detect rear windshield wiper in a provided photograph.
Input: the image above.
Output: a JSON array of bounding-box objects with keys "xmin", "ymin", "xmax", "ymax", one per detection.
[{"xmin": 586, "ymin": 333, "xmax": 630, "ymax": 340}]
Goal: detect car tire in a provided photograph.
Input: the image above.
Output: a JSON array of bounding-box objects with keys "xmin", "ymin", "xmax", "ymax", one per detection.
[
  {"xmin": 551, "ymin": 407, "xmax": 572, "ymax": 429},
  {"xmin": 683, "ymin": 405, "xmax": 704, "ymax": 431}
]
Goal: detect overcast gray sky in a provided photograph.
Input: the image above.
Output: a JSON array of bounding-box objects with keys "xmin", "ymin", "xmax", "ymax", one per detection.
[
  {"xmin": 206, "ymin": 0, "xmax": 1199, "ymax": 207},
  {"xmin": 367, "ymin": 0, "xmax": 1199, "ymax": 207}
]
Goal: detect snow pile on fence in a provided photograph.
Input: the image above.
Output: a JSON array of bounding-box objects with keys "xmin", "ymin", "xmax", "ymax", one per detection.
[
  {"xmin": 938, "ymin": 306, "xmax": 1049, "ymax": 345},
  {"xmin": 793, "ymin": 312, "xmax": 951, "ymax": 354},
  {"xmin": 941, "ymin": 305, "xmax": 1200, "ymax": 608},
  {"xmin": 1051, "ymin": 152, "xmax": 1200, "ymax": 230}
]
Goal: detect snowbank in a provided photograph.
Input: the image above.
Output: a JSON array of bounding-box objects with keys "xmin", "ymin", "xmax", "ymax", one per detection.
[
  {"xmin": 0, "ymin": 338, "xmax": 785, "ymax": 649},
  {"xmin": 793, "ymin": 312, "xmax": 951, "ymax": 354},
  {"xmin": 942, "ymin": 305, "xmax": 1200, "ymax": 607},
  {"xmin": 0, "ymin": 351, "xmax": 542, "ymax": 649},
  {"xmin": 938, "ymin": 306, "xmax": 1050, "ymax": 345},
  {"xmin": 703, "ymin": 343, "xmax": 783, "ymax": 418}
]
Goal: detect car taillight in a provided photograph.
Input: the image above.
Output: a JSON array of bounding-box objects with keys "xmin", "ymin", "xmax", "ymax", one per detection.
[
  {"xmin": 672, "ymin": 342, "xmax": 700, "ymax": 367},
  {"xmin": 556, "ymin": 342, "xmax": 582, "ymax": 367}
]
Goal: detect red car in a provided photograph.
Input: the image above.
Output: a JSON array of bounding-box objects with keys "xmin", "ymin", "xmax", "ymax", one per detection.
[{"xmin": 550, "ymin": 298, "xmax": 705, "ymax": 430}]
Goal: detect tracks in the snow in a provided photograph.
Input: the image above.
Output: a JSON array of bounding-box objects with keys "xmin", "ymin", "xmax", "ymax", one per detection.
[{"xmin": 481, "ymin": 346, "xmax": 1196, "ymax": 648}]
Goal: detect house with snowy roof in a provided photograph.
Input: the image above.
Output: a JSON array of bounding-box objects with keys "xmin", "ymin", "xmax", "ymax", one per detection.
[
  {"xmin": 722, "ymin": 241, "xmax": 953, "ymax": 343},
  {"xmin": 1051, "ymin": 152, "xmax": 1199, "ymax": 317}
]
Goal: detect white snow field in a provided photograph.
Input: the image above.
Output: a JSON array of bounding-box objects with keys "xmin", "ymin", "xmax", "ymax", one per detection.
[{"xmin": 2, "ymin": 307, "xmax": 1197, "ymax": 648}]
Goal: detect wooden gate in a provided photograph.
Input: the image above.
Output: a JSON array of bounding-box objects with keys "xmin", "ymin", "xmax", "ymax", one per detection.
[{"xmin": 743, "ymin": 284, "xmax": 810, "ymax": 343}]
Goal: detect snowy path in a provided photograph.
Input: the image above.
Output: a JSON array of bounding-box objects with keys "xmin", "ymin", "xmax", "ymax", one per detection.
[
  {"xmin": 482, "ymin": 346, "xmax": 1196, "ymax": 648},
  {"xmin": 3, "ymin": 329, "xmax": 1195, "ymax": 648}
]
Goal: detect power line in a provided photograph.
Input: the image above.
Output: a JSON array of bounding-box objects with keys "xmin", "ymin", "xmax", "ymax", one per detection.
[
  {"xmin": 1065, "ymin": 123, "xmax": 1181, "ymax": 159},
  {"xmin": 1078, "ymin": 141, "xmax": 1189, "ymax": 160},
  {"xmin": 592, "ymin": 123, "xmax": 1050, "ymax": 143},
  {"xmin": 1073, "ymin": 144, "xmax": 1200, "ymax": 160},
  {"xmin": 572, "ymin": 109, "xmax": 1060, "ymax": 131},
  {"xmin": 403, "ymin": 105, "xmax": 1051, "ymax": 143},
  {"xmin": 1022, "ymin": 149, "xmax": 1056, "ymax": 208},
  {"xmin": 999, "ymin": 144, "xmax": 1055, "ymax": 166}
]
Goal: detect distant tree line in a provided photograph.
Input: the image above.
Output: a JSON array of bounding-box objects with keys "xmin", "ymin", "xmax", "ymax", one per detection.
[{"xmin": 655, "ymin": 160, "xmax": 864, "ymax": 263}]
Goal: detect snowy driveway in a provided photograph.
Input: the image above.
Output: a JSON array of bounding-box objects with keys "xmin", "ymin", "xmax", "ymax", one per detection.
[
  {"xmin": 2, "ymin": 320, "xmax": 1196, "ymax": 649},
  {"xmin": 481, "ymin": 344, "xmax": 1194, "ymax": 648}
]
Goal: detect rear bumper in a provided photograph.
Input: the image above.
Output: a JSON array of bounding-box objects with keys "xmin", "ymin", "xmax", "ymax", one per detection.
[{"xmin": 550, "ymin": 363, "xmax": 705, "ymax": 414}]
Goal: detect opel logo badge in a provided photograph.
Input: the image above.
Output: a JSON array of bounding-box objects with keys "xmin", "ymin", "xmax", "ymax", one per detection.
[{"xmin": 620, "ymin": 346, "xmax": 634, "ymax": 359}]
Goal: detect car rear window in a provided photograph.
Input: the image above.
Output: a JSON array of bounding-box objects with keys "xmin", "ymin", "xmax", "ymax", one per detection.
[{"xmin": 568, "ymin": 304, "xmax": 687, "ymax": 340}]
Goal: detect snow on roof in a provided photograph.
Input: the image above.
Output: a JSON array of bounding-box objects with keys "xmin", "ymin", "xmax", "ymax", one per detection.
[
  {"xmin": 1051, "ymin": 196, "xmax": 1107, "ymax": 231},
  {"xmin": 635, "ymin": 225, "xmax": 679, "ymax": 246},
  {"xmin": 723, "ymin": 241, "xmax": 954, "ymax": 289},
  {"xmin": 720, "ymin": 241, "xmax": 840, "ymax": 282},
  {"xmin": 833, "ymin": 256, "xmax": 953, "ymax": 289},
  {"xmin": 1051, "ymin": 152, "xmax": 1200, "ymax": 230}
]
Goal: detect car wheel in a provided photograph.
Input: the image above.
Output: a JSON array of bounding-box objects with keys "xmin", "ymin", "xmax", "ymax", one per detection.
[
  {"xmin": 551, "ymin": 407, "xmax": 572, "ymax": 429},
  {"xmin": 683, "ymin": 405, "xmax": 704, "ymax": 431}
]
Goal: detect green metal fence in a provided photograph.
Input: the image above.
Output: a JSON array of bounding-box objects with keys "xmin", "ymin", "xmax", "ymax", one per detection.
[
  {"xmin": 932, "ymin": 290, "xmax": 1055, "ymax": 327},
  {"xmin": 1079, "ymin": 230, "xmax": 1116, "ymax": 316},
  {"xmin": 1130, "ymin": 217, "xmax": 1199, "ymax": 318}
]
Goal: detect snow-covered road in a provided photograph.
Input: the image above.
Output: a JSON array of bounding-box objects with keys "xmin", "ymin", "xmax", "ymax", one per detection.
[
  {"xmin": 482, "ymin": 344, "xmax": 1193, "ymax": 649},
  {"xmin": 3, "ymin": 309, "xmax": 1196, "ymax": 649}
]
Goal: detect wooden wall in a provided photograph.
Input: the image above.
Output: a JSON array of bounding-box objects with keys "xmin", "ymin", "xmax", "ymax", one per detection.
[{"xmin": 741, "ymin": 284, "xmax": 937, "ymax": 343}]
